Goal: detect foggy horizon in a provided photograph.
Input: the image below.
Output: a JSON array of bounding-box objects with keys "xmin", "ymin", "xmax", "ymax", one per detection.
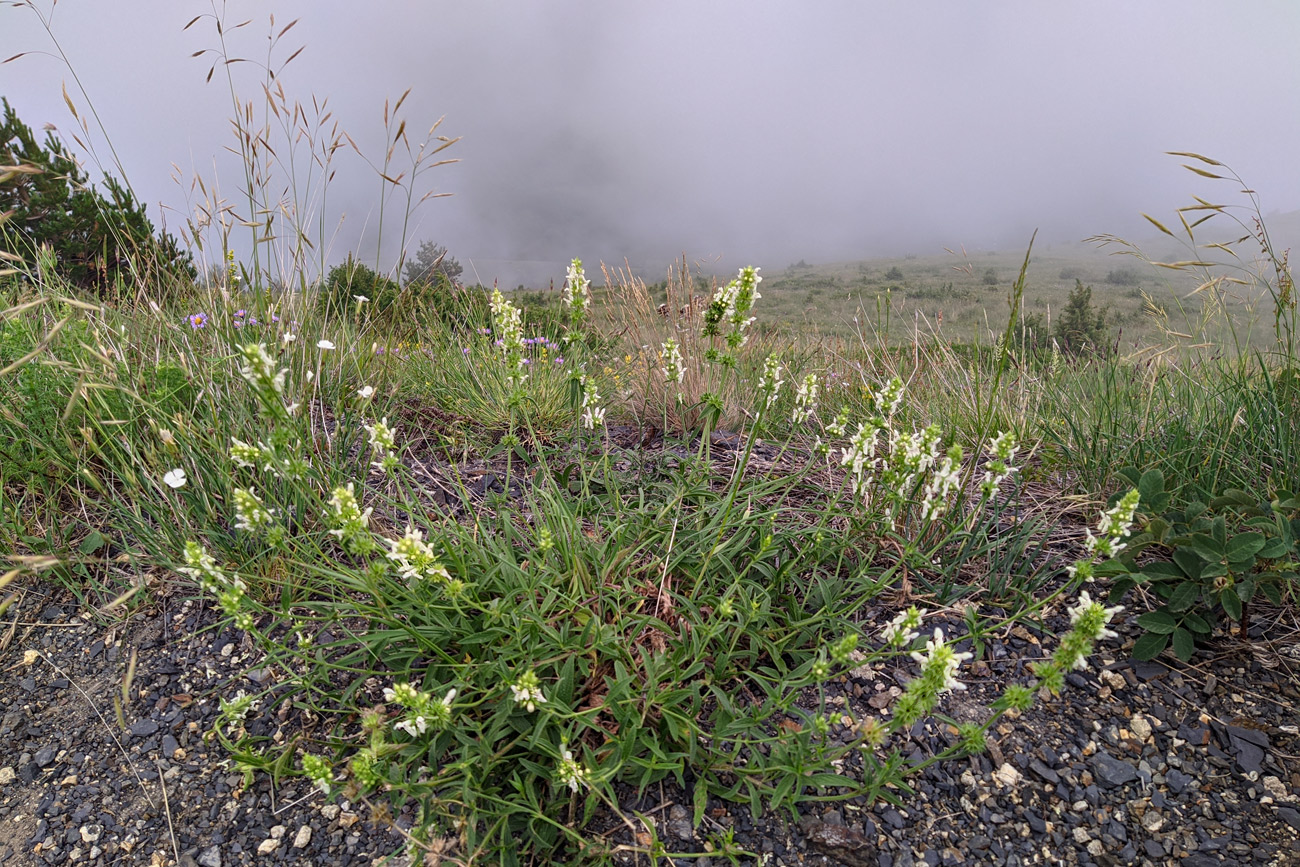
[{"xmin": 4, "ymin": 1, "xmax": 1299, "ymax": 288}]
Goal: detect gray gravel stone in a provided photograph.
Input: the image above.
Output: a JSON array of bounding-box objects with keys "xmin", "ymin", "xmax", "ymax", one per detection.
[{"xmin": 1089, "ymin": 751, "xmax": 1139, "ymax": 788}]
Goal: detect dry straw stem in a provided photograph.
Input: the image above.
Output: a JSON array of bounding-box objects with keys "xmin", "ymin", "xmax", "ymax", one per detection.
[{"xmin": 600, "ymin": 256, "xmax": 777, "ymax": 432}]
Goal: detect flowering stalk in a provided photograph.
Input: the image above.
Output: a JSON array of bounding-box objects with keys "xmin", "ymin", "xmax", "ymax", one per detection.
[
  {"xmin": 489, "ymin": 287, "xmax": 528, "ymax": 392},
  {"xmin": 562, "ymin": 258, "xmax": 591, "ymax": 338},
  {"xmin": 325, "ymin": 483, "xmax": 374, "ymax": 554},
  {"xmin": 365, "ymin": 417, "xmax": 400, "ymax": 475},
  {"xmin": 758, "ymin": 353, "xmax": 783, "ymax": 411},
  {"xmin": 791, "ymin": 373, "xmax": 819, "ymax": 426},
  {"xmin": 702, "ymin": 266, "xmax": 761, "ymax": 366},
  {"xmin": 383, "ymin": 682, "xmax": 456, "ymax": 738},
  {"xmin": 579, "ymin": 374, "xmax": 606, "ymax": 429},
  {"xmin": 979, "ymin": 430, "xmax": 1018, "ymax": 499}
]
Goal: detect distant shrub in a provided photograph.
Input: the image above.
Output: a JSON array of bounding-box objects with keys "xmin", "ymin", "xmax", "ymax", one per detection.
[
  {"xmin": 0, "ymin": 98, "xmax": 194, "ymax": 302},
  {"xmin": 884, "ymin": 266, "xmax": 905, "ymax": 281},
  {"xmin": 401, "ymin": 240, "xmax": 463, "ymax": 287},
  {"xmin": 1058, "ymin": 266, "xmax": 1088, "ymax": 281},
  {"xmin": 1105, "ymin": 267, "xmax": 1141, "ymax": 286},
  {"xmin": 1054, "ymin": 279, "xmax": 1111, "ymax": 356},
  {"xmin": 318, "ymin": 255, "xmax": 400, "ymax": 316},
  {"xmin": 981, "ymin": 267, "xmax": 998, "ymax": 286}
]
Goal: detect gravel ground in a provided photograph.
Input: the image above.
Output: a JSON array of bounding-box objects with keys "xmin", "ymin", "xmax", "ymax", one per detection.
[{"xmin": 2, "ymin": 579, "xmax": 1297, "ymax": 867}]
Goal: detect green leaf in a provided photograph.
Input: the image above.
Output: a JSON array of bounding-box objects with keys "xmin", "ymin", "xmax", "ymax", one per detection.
[
  {"xmin": 1183, "ymin": 534, "xmax": 1222, "ymax": 562},
  {"xmin": 1236, "ymin": 577, "xmax": 1256, "ymax": 603},
  {"xmin": 1224, "ymin": 533, "xmax": 1265, "ymax": 561},
  {"xmin": 1147, "ymin": 517, "xmax": 1171, "ymax": 542},
  {"xmin": 1138, "ymin": 469, "xmax": 1165, "ymax": 501},
  {"xmin": 1183, "ymin": 612, "xmax": 1212, "ymax": 633},
  {"xmin": 78, "ymin": 530, "xmax": 106, "ymax": 555},
  {"xmin": 1260, "ymin": 581, "xmax": 1283, "ymax": 605},
  {"xmin": 1144, "ymin": 561, "xmax": 1186, "ymax": 580},
  {"xmin": 1211, "ymin": 514, "xmax": 1227, "ymax": 546},
  {"xmin": 1219, "ymin": 589, "xmax": 1242, "ymax": 620},
  {"xmin": 1258, "ymin": 537, "xmax": 1291, "ymax": 559},
  {"xmin": 1136, "ymin": 610, "xmax": 1177, "ymax": 634},
  {"xmin": 692, "ymin": 776, "xmax": 708, "ymax": 829},
  {"xmin": 1171, "ymin": 627, "xmax": 1196, "ymax": 661},
  {"xmin": 1166, "ymin": 581, "xmax": 1199, "ymax": 613},
  {"xmin": 1209, "ymin": 489, "xmax": 1255, "ymax": 508},
  {"xmin": 1171, "ymin": 549, "xmax": 1204, "ymax": 579},
  {"xmin": 1132, "ymin": 631, "xmax": 1170, "ymax": 660}
]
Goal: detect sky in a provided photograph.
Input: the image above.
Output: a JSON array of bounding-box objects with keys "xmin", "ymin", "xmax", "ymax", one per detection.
[{"xmin": 3, "ymin": 1, "xmax": 1299, "ymax": 287}]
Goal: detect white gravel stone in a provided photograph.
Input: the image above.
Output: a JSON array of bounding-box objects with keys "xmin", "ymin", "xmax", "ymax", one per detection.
[
  {"xmin": 1129, "ymin": 714, "xmax": 1152, "ymax": 743},
  {"xmin": 80, "ymin": 824, "xmax": 102, "ymax": 843},
  {"xmin": 992, "ymin": 763, "xmax": 1021, "ymax": 788},
  {"xmin": 269, "ymin": 824, "xmax": 286, "ymax": 840},
  {"xmin": 1263, "ymin": 776, "xmax": 1290, "ymax": 801},
  {"xmin": 292, "ymin": 825, "xmax": 312, "ymax": 849},
  {"xmin": 1072, "ymin": 827, "xmax": 1091, "ymax": 844},
  {"xmin": 0, "ymin": 767, "xmax": 15, "ymax": 785},
  {"xmin": 257, "ymin": 838, "xmax": 278, "ymax": 856}
]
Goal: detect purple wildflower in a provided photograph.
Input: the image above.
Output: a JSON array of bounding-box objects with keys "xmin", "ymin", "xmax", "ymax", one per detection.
[{"xmin": 187, "ymin": 312, "xmax": 209, "ymax": 329}]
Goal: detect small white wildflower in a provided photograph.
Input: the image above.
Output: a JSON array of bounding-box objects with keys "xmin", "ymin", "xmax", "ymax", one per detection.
[
  {"xmin": 357, "ymin": 385, "xmax": 375, "ymax": 400},
  {"xmin": 1067, "ymin": 591, "xmax": 1124, "ymax": 642},
  {"xmin": 237, "ymin": 343, "xmax": 287, "ymax": 395},
  {"xmin": 758, "ymin": 354, "xmax": 783, "ymax": 409},
  {"xmin": 660, "ymin": 339, "xmax": 685, "ymax": 389},
  {"xmin": 510, "ymin": 669, "xmax": 547, "ymax": 713},
  {"xmin": 556, "ymin": 742, "xmax": 590, "ymax": 793},
  {"xmin": 791, "ymin": 373, "xmax": 819, "ymax": 425},
  {"xmin": 910, "ymin": 628, "xmax": 973, "ymax": 694},
  {"xmin": 316, "ymin": 339, "xmax": 335, "ymax": 350},
  {"xmin": 353, "ymin": 294, "xmax": 369, "ymax": 305},
  {"xmin": 232, "ymin": 487, "xmax": 276, "ymax": 535},
  {"xmin": 163, "ymin": 468, "xmax": 187, "ymax": 489},
  {"xmin": 881, "ymin": 605, "xmax": 926, "ymax": 648}
]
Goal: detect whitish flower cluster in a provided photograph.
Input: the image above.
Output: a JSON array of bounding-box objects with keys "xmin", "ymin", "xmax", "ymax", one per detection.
[
  {"xmin": 702, "ymin": 266, "xmax": 762, "ymax": 362},
  {"xmin": 880, "ymin": 424, "xmax": 943, "ymax": 520},
  {"xmin": 563, "ymin": 258, "xmax": 591, "ymax": 332},
  {"xmin": 791, "ymin": 373, "xmax": 819, "ymax": 426},
  {"xmin": 1068, "ymin": 487, "xmax": 1141, "ymax": 582},
  {"xmin": 301, "ymin": 753, "xmax": 333, "ymax": 794},
  {"xmin": 842, "ymin": 418, "xmax": 885, "ymax": 498},
  {"xmin": 979, "ymin": 430, "xmax": 1018, "ymax": 499},
  {"xmin": 509, "ymin": 669, "xmax": 547, "ymax": 712},
  {"xmin": 826, "ymin": 407, "xmax": 850, "ymax": 437},
  {"xmin": 232, "ymin": 487, "xmax": 281, "ymax": 544},
  {"xmin": 179, "ymin": 542, "xmax": 252, "ymax": 630},
  {"xmin": 326, "ymin": 483, "xmax": 374, "ymax": 554},
  {"xmin": 237, "ymin": 343, "xmax": 287, "ymax": 397},
  {"xmin": 229, "ymin": 435, "xmax": 308, "ymax": 480},
  {"xmin": 661, "ymin": 339, "xmax": 685, "ymax": 400},
  {"xmin": 872, "ymin": 377, "xmax": 906, "ymax": 418},
  {"xmin": 383, "ymin": 681, "xmax": 455, "ymax": 737},
  {"xmin": 580, "ymin": 375, "xmax": 606, "ymax": 429},
  {"xmin": 386, "ymin": 525, "xmax": 451, "ymax": 583},
  {"xmin": 1033, "ymin": 591, "xmax": 1126, "ymax": 693},
  {"xmin": 921, "ymin": 444, "xmax": 963, "ymax": 521},
  {"xmin": 556, "ymin": 741, "xmax": 591, "ymax": 793},
  {"xmin": 365, "ymin": 417, "xmax": 400, "ymax": 475},
  {"xmin": 881, "ymin": 605, "xmax": 927, "ymax": 648},
  {"xmin": 489, "ymin": 288, "xmax": 528, "ymax": 387},
  {"xmin": 1085, "ymin": 488, "xmax": 1140, "ymax": 559},
  {"xmin": 909, "ymin": 628, "xmax": 973, "ymax": 693},
  {"xmin": 892, "ymin": 628, "xmax": 974, "ymax": 728},
  {"xmin": 759, "ymin": 354, "xmax": 783, "ymax": 409}
]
